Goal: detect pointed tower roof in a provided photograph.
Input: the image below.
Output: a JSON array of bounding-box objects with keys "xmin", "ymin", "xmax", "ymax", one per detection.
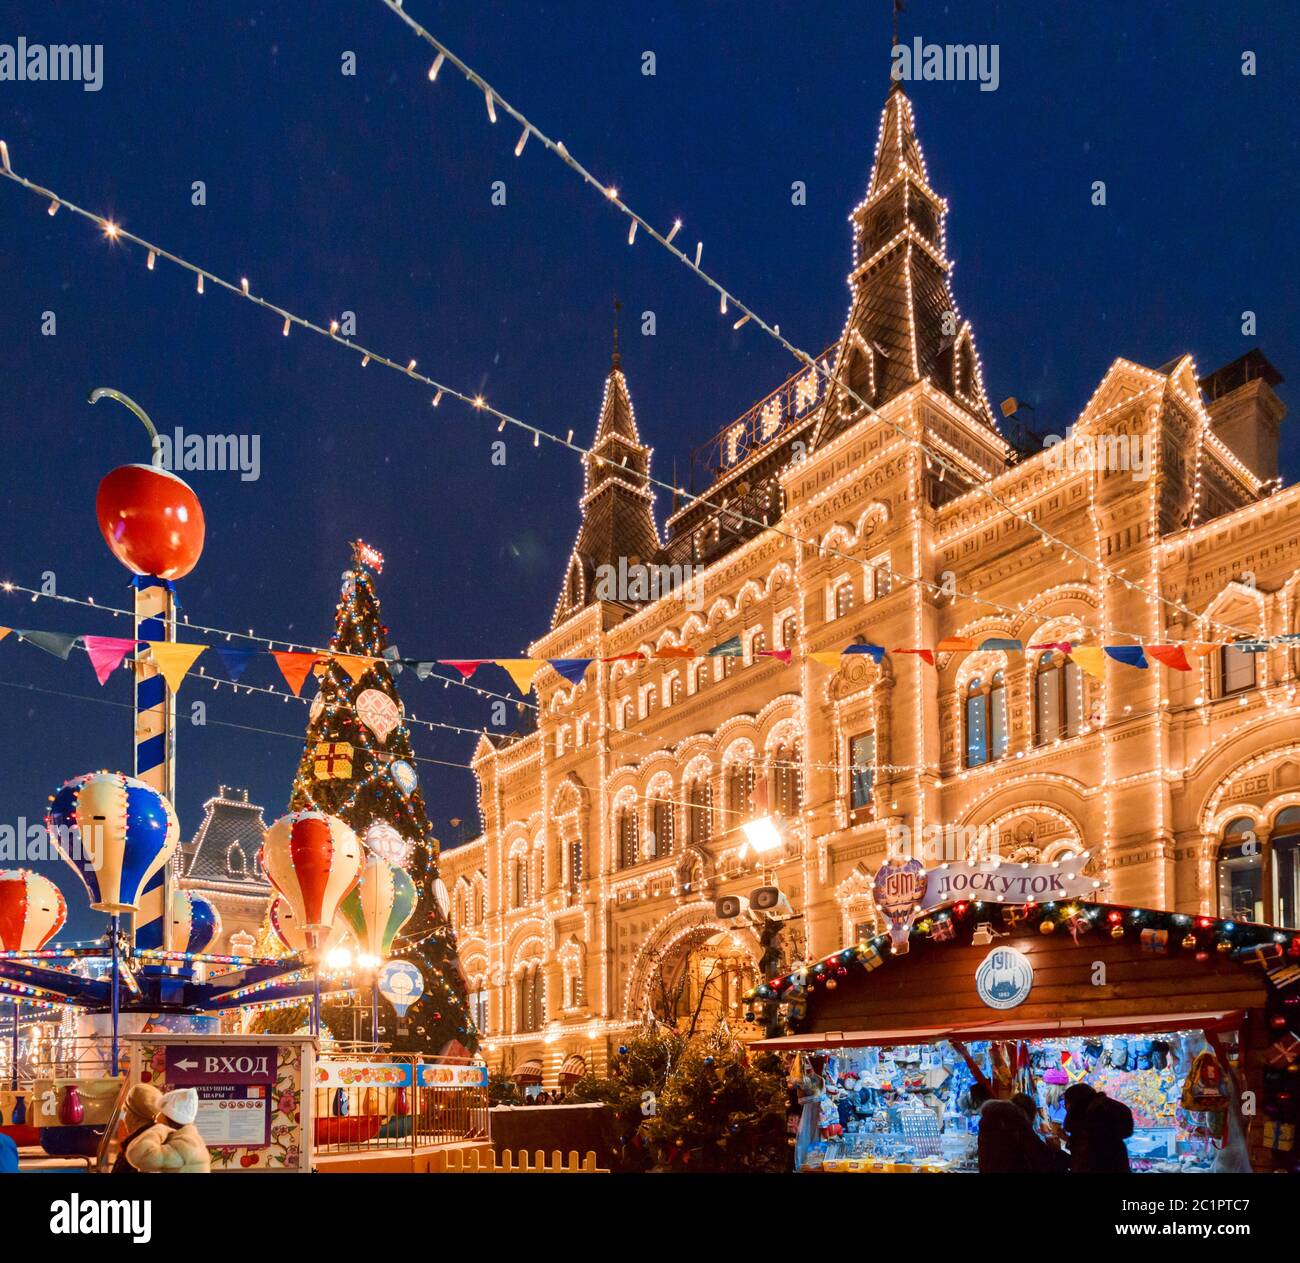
[
  {"xmin": 552, "ymin": 345, "xmax": 660, "ymax": 628},
  {"xmin": 813, "ymin": 83, "xmax": 998, "ymax": 447}
]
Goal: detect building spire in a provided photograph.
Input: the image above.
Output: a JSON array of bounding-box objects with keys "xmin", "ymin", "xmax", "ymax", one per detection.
[{"xmin": 612, "ymin": 297, "xmax": 622, "ymax": 369}]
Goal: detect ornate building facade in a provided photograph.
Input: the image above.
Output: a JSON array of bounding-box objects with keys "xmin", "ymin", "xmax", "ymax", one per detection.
[{"xmin": 440, "ymin": 83, "xmax": 1296, "ymax": 1088}]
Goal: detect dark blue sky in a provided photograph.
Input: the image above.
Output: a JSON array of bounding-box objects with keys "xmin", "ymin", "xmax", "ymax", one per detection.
[{"xmin": 1, "ymin": 2, "xmax": 1296, "ymax": 936}]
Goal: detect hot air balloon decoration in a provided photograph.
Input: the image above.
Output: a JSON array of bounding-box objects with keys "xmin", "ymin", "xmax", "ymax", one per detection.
[
  {"xmin": 338, "ymin": 856, "xmax": 417, "ymax": 965},
  {"xmin": 260, "ymin": 811, "xmax": 362, "ymax": 938},
  {"xmin": 269, "ymin": 896, "xmax": 347, "ymax": 957},
  {"xmin": 136, "ymin": 889, "xmax": 222, "ymax": 955},
  {"xmin": 0, "ymin": 869, "xmax": 67, "ymax": 952},
  {"xmin": 46, "ymin": 772, "xmax": 179, "ymax": 914}
]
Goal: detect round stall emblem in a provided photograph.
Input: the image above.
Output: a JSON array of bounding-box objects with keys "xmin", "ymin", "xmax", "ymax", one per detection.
[{"xmin": 975, "ymin": 946, "xmax": 1034, "ymax": 1010}]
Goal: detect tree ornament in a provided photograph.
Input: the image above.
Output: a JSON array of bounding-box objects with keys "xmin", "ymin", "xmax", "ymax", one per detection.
[
  {"xmin": 96, "ymin": 462, "xmax": 205, "ymax": 580},
  {"xmin": 313, "ymin": 742, "xmax": 354, "ymax": 780},
  {"xmin": 1217, "ymin": 939, "xmax": 1233, "ymax": 954},
  {"xmin": 1039, "ymin": 919, "xmax": 1056, "ymax": 935},
  {"xmin": 1182, "ymin": 933, "xmax": 1197, "ymax": 949},
  {"xmin": 0, "ymin": 869, "xmax": 67, "ymax": 951},
  {"xmin": 390, "ymin": 761, "xmax": 418, "ymax": 797},
  {"xmin": 356, "ymin": 688, "xmax": 401, "ymax": 742},
  {"xmin": 1110, "ymin": 924, "xmax": 1125, "ymax": 940},
  {"xmin": 260, "ymin": 810, "xmax": 362, "ymax": 933}
]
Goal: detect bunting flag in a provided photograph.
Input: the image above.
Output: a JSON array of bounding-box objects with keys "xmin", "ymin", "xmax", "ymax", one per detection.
[
  {"xmin": 16, "ymin": 629, "xmax": 78, "ymax": 659},
  {"xmin": 707, "ymin": 636, "xmax": 743, "ymax": 657},
  {"xmin": 1105, "ymin": 645, "xmax": 1148, "ymax": 670},
  {"xmin": 759, "ymin": 648, "xmax": 793, "ymax": 664},
  {"xmin": 937, "ymin": 637, "xmax": 975, "ymax": 652},
  {"xmin": 1069, "ymin": 647, "xmax": 1107, "ymax": 678},
  {"xmin": 497, "ymin": 659, "xmax": 543, "ymax": 695},
  {"xmin": 215, "ymin": 646, "xmax": 257, "ymax": 682},
  {"xmin": 1187, "ymin": 643, "xmax": 1220, "ymax": 658},
  {"xmin": 83, "ymin": 635, "xmax": 137, "ymax": 685},
  {"xmin": 1029, "ymin": 641, "xmax": 1073, "ymax": 655},
  {"xmin": 0, "ymin": 627, "xmax": 9, "ymax": 643},
  {"xmin": 548, "ymin": 658, "xmax": 593, "ymax": 686},
  {"xmin": 270, "ymin": 651, "xmax": 319, "ymax": 696},
  {"xmin": 602, "ymin": 652, "xmax": 645, "ymax": 663},
  {"xmin": 844, "ymin": 643, "xmax": 886, "ymax": 662},
  {"xmin": 145, "ymin": 641, "xmax": 209, "ymax": 693},
  {"xmin": 1146, "ymin": 644, "xmax": 1192, "ymax": 671},
  {"xmin": 894, "ymin": 647, "xmax": 935, "ymax": 666},
  {"xmin": 653, "ymin": 646, "xmax": 695, "ymax": 658},
  {"xmin": 440, "ymin": 659, "xmax": 488, "ymax": 680},
  {"xmin": 332, "ymin": 653, "xmax": 372, "ymax": 683},
  {"xmin": 809, "ymin": 651, "xmax": 843, "ymax": 669},
  {"xmin": 409, "ymin": 661, "xmax": 437, "ymax": 680},
  {"xmin": 980, "ymin": 637, "xmax": 1024, "ymax": 652}
]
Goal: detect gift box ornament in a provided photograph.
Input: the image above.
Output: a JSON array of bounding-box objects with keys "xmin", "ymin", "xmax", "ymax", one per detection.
[
  {"xmin": 313, "ymin": 741, "xmax": 354, "ymax": 780},
  {"xmin": 1266, "ymin": 962, "xmax": 1300, "ymax": 992},
  {"xmin": 1266, "ymin": 1033, "xmax": 1300, "ymax": 1067},
  {"xmin": 1140, "ymin": 929, "xmax": 1169, "ymax": 955},
  {"xmin": 856, "ymin": 945, "xmax": 883, "ymax": 971},
  {"xmin": 1236, "ymin": 942, "xmax": 1284, "ymax": 968},
  {"xmin": 1262, "ymin": 1121, "xmax": 1295, "ymax": 1152}
]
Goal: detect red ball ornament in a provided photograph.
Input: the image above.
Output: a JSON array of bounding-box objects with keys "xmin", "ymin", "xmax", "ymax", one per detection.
[{"xmin": 96, "ymin": 464, "xmax": 205, "ymax": 580}]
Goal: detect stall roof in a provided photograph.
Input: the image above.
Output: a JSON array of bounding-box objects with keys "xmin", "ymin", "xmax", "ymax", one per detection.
[{"xmin": 750, "ymin": 1009, "xmax": 1246, "ymax": 1052}]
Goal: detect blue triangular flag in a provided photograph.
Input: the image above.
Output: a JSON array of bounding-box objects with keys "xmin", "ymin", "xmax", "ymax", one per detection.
[
  {"xmin": 215, "ymin": 647, "xmax": 257, "ymax": 682},
  {"xmin": 548, "ymin": 658, "xmax": 592, "ymax": 686},
  {"xmin": 17, "ymin": 630, "xmax": 78, "ymax": 660},
  {"xmin": 1104, "ymin": 646, "xmax": 1148, "ymax": 669},
  {"xmin": 844, "ymin": 643, "xmax": 887, "ymax": 662},
  {"xmin": 410, "ymin": 661, "xmax": 437, "ymax": 681},
  {"xmin": 707, "ymin": 636, "xmax": 743, "ymax": 658}
]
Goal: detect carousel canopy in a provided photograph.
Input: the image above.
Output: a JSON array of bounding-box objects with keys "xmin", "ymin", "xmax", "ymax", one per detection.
[{"xmin": 559, "ymin": 1054, "xmax": 587, "ymax": 1083}]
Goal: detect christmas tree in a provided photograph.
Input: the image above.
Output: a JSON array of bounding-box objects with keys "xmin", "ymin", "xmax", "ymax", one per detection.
[{"xmin": 288, "ymin": 540, "xmax": 477, "ymax": 1056}]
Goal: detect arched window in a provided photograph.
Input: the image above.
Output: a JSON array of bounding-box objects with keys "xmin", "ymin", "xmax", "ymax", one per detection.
[
  {"xmin": 722, "ymin": 655, "xmax": 738, "ymax": 678},
  {"xmin": 1034, "ymin": 651, "xmax": 1083, "ymax": 745},
  {"xmin": 965, "ymin": 672, "xmax": 1008, "ymax": 769},
  {"xmin": 568, "ymin": 838, "xmax": 583, "ymax": 891},
  {"xmin": 834, "ymin": 579, "xmax": 856, "ymax": 619},
  {"xmin": 1273, "ymin": 807, "xmax": 1300, "ymax": 930},
  {"xmin": 669, "ymin": 674, "xmax": 683, "ymax": 705},
  {"xmin": 772, "ymin": 743, "xmax": 802, "ymax": 816},
  {"xmin": 470, "ymin": 986, "xmax": 489, "ymax": 1034},
  {"xmin": 474, "ymin": 877, "xmax": 486, "ymax": 924},
  {"xmin": 728, "ymin": 764, "xmax": 752, "ymax": 819},
  {"xmin": 512, "ymin": 855, "xmax": 529, "ymax": 907},
  {"xmin": 781, "ymin": 614, "xmax": 798, "ymax": 650},
  {"xmin": 870, "ymin": 555, "xmax": 892, "ymax": 600},
  {"xmin": 1220, "ymin": 642, "xmax": 1258, "ymax": 696},
  {"xmin": 649, "ymin": 799, "xmax": 673, "ymax": 859},
  {"xmin": 687, "ymin": 778, "xmax": 712, "ymax": 846},
  {"xmin": 644, "ymin": 686, "xmax": 659, "ymax": 718},
  {"xmin": 617, "ymin": 807, "xmax": 639, "ymax": 869},
  {"xmin": 226, "ymin": 843, "xmax": 247, "ymax": 878},
  {"xmin": 751, "ymin": 631, "xmax": 767, "ymax": 662},
  {"xmin": 516, "ymin": 966, "xmax": 544, "ymax": 1034},
  {"xmin": 1216, "ymin": 817, "xmax": 1262, "ymax": 922},
  {"xmin": 692, "ymin": 661, "xmax": 709, "ymax": 693}
]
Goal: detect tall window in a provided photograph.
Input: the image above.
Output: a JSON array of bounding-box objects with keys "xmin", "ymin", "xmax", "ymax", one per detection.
[
  {"xmin": 687, "ymin": 778, "xmax": 712, "ymax": 845},
  {"xmin": 781, "ymin": 614, "xmax": 798, "ymax": 650},
  {"xmin": 669, "ymin": 674, "xmax": 683, "ymax": 705},
  {"xmin": 517, "ymin": 967, "xmax": 543, "ymax": 1034},
  {"xmin": 1274, "ymin": 807, "xmax": 1300, "ymax": 930},
  {"xmin": 512, "ymin": 855, "xmax": 529, "ymax": 907},
  {"xmin": 772, "ymin": 743, "xmax": 803, "ymax": 816},
  {"xmin": 849, "ymin": 732, "xmax": 875, "ymax": 810},
  {"xmin": 617, "ymin": 807, "xmax": 639, "ymax": 869},
  {"xmin": 965, "ymin": 672, "xmax": 1008, "ymax": 768},
  {"xmin": 728, "ymin": 764, "xmax": 752, "ymax": 819},
  {"xmin": 834, "ymin": 579, "xmax": 856, "ymax": 619},
  {"xmin": 644, "ymin": 686, "xmax": 659, "ymax": 718},
  {"xmin": 568, "ymin": 838, "xmax": 583, "ymax": 891},
  {"xmin": 1035, "ymin": 651, "xmax": 1083, "ymax": 744},
  {"xmin": 751, "ymin": 631, "xmax": 767, "ymax": 662},
  {"xmin": 869, "ymin": 554, "xmax": 892, "ymax": 600},
  {"xmin": 649, "ymin": 798, "xmax": 673, "ymax": 859},
  {"xmin": 1216, "ymin": 817, "xmax": 1262, "ymax": 923},
  {"xmin": 1220, "ymin": 642, "xmax": 1258, "ymax": 696},
  {"xmin": 470, "ymin": 987, "xmax": 489, "ymax": 1033}
]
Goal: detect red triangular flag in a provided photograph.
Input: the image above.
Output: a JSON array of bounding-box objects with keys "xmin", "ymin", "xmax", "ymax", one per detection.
[
  {"xmin": 272, "ymin": 651, "xmax": 319, "ymax": 695},
  {"xmin": 759, "ymin": 649, "xmax": 793, "ymax": 664},
  {"xmin": 83, "ymin": 635, "xmax": 137, "ymax": 686},
  {"xmin": 893, "ymin": 648, "xmax": 935, "ymax": 666},
  {"xmin": 440, "ymin": 659, "xmax": 488, "ymax": 680},
  {"xmin": 1145, "ymin": 644, "xmax": 1192, "ymax": 672}
]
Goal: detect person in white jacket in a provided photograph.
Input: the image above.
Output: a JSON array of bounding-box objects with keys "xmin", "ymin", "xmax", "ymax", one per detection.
[{"xmin": 125, "ymin": 1088, "xmax": 211, "ymax": 1174}]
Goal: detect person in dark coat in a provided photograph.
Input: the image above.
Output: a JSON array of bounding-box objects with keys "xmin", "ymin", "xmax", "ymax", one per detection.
[
  {"xmin": 1073, "ymin": 1094, "xmax": 1134, "ymax": 1174},
  {"xmin": 977, "ymin": 1100, "xmax": 1035, "ymax": 1173},
  {"xmin": 1010, "ymin": 1091, "xmax": 1070, "ymax": 1173},
  {"xmin": 1061, "ymin": 1082, "xmax": 1097, "ymax": 1168}
]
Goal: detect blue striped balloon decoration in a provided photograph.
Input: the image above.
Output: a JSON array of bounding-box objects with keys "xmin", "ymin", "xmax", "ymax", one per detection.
[
  {"xmin": 47, "ymin": 772, "xmax": 179, "ymax": 914},
  {"xmin": 137, "ymin": 888, "xmax": 222, "ymax": 954}
]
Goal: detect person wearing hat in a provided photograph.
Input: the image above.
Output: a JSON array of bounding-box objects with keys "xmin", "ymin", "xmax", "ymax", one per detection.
[
  {"xmin": 124, "ymin": 1088, "xmax": 211, "ymax": 1173},
  {"xmin": 111, "ymin": 1083, "xmax": 163, "ymax": 1174}
]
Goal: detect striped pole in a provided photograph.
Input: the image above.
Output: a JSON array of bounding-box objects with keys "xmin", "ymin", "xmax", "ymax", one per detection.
[{"xmin": 131, "ymin": 576, "xmax": 177, "ymax": 950}]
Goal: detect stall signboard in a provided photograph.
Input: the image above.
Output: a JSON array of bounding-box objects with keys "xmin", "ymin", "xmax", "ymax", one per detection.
[
  {"xmin": 976, "ymin": 946, "xmax": 1034, "ymax": 1009},
  {"xmin": 193, "ymin": 1084, "xmax": 273, "ymax": 1147},
  {"xmin": 922, "ymin": 855, "xmax": 1098, "ymax": 909},
  {"xmin": 315, "ymin": 1061, "xmax": 414, "ymax": 1089},
  {"xmin": 417, "ymin": 1062, "xmax": 488, "ymax": 1090},
  {"xmin": 873, "ymin": 858, "xmax": 927, "ymax": 953},
  {"xmin": 165, "ymin": 1044, "xmax": 277, "ymax": 1087}
]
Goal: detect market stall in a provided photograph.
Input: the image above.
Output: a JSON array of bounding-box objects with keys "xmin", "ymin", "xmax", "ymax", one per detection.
[{"xmin": 751, "ymin": 897, "xmax": 1299, "ymax": 1173}]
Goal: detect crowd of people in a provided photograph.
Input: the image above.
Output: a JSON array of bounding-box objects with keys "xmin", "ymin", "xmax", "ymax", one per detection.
[{"xmin": 973, "ymin": 1081, "xmax": 1135, "ymax": 1174}]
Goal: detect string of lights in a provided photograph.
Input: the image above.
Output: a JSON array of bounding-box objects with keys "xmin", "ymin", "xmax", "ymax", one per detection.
[
  {"xmin": 377, "ymin": 1, "xmax": 1258, "ymax": 641},
  {"xmin": 0, "ymin": 152, "xmax": 1250, "ymax": 648}
]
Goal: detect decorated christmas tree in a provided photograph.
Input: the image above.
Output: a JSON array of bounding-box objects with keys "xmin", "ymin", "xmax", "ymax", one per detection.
[{"xmin": 288, "ymin": 540, "xmax": 476, "ymax": 1056}]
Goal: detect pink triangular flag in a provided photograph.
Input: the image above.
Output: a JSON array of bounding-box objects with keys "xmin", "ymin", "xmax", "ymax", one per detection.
[
  {"xmin": 84, "ymin": 636, "xmax": 137, "ymax": 685},
  {"xmin": 441, "ymin": 659, "xmax": 488, "ymax": 680}
]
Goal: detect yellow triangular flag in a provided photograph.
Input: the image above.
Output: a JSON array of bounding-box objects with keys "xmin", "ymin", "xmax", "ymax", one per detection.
[
  {"xmin": 333, "ymin": 654, "xmax": 372, "ymax": 683},
  {"xmin": 0, "ymin": 627, "xmax": 10, "ymax": 643},
  {"xmin": 1186, "ymin": 642, "xmax": 1221, "ymax": 658},
  {"xmin": 145, "ymin": 641, "xmax": 208, "ymax": 693},
  {"xmin": 809, "ymin": 651, "xmax": 843, "ymax": 669},
  {"xmin": 1069, "ymin": 646, "xmax": 1106, "ymax": 678},
  {"xmin": 497, "ymin": 659, "xmax": 543, "ymax": 694}
]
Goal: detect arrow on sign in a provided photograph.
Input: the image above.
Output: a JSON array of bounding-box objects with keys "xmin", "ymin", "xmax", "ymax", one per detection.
[{"xmin": 174, "ymin": 1059, "xmax": 199, "ymax": 1071}]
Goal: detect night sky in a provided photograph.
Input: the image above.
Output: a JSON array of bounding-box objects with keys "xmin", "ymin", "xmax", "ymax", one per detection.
[{"xmin": 1, "ymin": 2, "xmax": 1296, "ymax": 937}]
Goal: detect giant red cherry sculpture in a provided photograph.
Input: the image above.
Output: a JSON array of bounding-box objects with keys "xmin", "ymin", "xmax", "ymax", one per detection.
[{"xmin": 96, "ymin": 463, "xmax": 205, "ymax": 580}]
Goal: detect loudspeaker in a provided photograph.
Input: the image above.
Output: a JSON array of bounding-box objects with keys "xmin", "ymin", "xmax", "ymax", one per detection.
[
  {"xmin": 750, "ymin": 886, "xmax": 794, "ymax": 917},
  {"xmin": 715, "ymin": 895, "xmax": 748, "ymax": 920}
]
